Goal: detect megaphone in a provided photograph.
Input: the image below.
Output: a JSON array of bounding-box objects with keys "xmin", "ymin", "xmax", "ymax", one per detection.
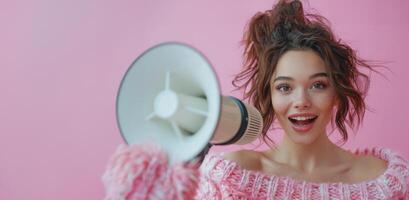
[{"xmin": 116, "ymin": 42, "xmax": 263, "ymax": 163}]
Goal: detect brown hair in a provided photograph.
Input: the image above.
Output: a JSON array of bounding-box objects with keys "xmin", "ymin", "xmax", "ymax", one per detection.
[{"xmin": 232, "ymin": 0, "xmax": 376, "ymax": 145}]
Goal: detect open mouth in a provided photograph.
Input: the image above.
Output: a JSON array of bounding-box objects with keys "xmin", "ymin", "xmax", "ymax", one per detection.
[
  {"xmin": 288, "ymin": 115, "xmax": 318, "ymax": 132},
  {"xmin": 288, "ymin": 116, "xmax": 318, "ymax": 125}
]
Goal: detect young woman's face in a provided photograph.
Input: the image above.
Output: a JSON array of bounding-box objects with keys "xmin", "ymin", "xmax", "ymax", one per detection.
[{"xmin": 271, "ymin": 49, "xmax": 337, "ymax": 145}]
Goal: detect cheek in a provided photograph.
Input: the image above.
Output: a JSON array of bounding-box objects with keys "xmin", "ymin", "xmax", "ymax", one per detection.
[
  {"xmin": 312, "ymin": 93, "xmax": 337, "ymax": 113},
  {"xmin": 271, "ymin": 95, "xmax": 290, "ymax": 118}
]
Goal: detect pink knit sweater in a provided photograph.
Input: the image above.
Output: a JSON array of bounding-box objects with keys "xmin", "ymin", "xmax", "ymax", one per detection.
[{"xmin": 102, "ymin": 144, "xmax": 409, "ymax": 199}]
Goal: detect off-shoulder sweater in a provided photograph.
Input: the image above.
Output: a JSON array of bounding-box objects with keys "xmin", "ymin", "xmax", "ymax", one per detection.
[{"xmin": 102, "ymin": 145, "xmax": 409, "ymax": 200}]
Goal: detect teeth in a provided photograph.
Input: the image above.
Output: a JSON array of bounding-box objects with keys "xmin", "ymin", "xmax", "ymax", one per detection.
[{"xmin": 290, "ymin": 116, "xmax": 316, "ymax": 121}]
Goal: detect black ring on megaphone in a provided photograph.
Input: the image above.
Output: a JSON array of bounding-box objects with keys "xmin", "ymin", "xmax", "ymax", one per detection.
[{"xmin": 214, "ymin": 96, "xmax": 249, "ymax": 145}]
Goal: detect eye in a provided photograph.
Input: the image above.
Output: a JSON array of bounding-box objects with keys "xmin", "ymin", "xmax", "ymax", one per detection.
[
  {"xmin": 311, "ymin": 81, "xmax": 327, "ymax": 90},
  {"xmin": 276, "ymin": 84, "xmax": 292, "ymax": 93}
]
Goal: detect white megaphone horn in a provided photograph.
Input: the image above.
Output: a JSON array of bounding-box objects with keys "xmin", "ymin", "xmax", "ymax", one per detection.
[{"xmin": 116, "ymin": 42, "xmax": 263, "ymax": 163}]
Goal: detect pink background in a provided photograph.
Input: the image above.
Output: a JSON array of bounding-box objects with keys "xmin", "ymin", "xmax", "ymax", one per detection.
[{"xmin": 1, "ymin": 0, "xmax": 408, "ymax": 199}]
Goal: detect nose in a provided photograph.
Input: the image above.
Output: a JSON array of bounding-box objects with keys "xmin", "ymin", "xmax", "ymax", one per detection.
[{"xmin": 293, "ymin": 89, "xmax": 311, "ymax": 110}]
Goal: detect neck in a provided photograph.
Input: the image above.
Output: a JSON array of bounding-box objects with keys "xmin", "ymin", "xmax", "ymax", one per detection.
[{"xmin": 272, "ymin": 132, "xmax": 344, "ymax": 173}]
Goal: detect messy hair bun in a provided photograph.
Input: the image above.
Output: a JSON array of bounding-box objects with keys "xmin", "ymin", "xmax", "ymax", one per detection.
[{"xmin": 233, "ymin": 0, "xmax": 374, "ymax": 145}]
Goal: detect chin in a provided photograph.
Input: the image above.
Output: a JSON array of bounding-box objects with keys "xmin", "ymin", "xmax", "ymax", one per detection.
[
  {"xmin": 289, "ymin": 136, "xmax": 318, "ymax": 145},
  {"xmin": 285, "ymin": 128, "xmax": 323, "ymax": 146}
]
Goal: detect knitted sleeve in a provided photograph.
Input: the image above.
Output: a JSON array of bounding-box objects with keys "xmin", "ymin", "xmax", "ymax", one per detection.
[
  {"xmin": 194, "ymin": 174, "xmax": 223, "ymax": 199},
  {"xmin": 101, "ymin": 144, "xmax": 201, "ymax": 200},
  {"xmin": 194, "ymin": 154, "xmax": 238, "ymax": 199}
]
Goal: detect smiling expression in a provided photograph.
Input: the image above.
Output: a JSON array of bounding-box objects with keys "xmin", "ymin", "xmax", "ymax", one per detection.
[{"xmin": 271, "ymin": 49, "xmax": 338, "ymax": 145}]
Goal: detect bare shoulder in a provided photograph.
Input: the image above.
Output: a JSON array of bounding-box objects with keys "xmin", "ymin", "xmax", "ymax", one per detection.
[
  {"xmin": 223, "ymin": 150, "xmax": 262, "ymax": 171},
  {"xmin": 351, "ymin": 154, "xmax": 388, "ymax": 181}
]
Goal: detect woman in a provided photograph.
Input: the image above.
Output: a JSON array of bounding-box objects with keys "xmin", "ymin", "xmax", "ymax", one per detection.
[{"xmin": 103, "ymin": 0, "xmax": 409, "ymax": 199}]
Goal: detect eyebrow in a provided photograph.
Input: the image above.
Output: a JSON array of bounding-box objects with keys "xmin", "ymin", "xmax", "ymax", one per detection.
[{"xmin": 273, "ymin": 72, "xmax": 328, "ymax": 83}]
